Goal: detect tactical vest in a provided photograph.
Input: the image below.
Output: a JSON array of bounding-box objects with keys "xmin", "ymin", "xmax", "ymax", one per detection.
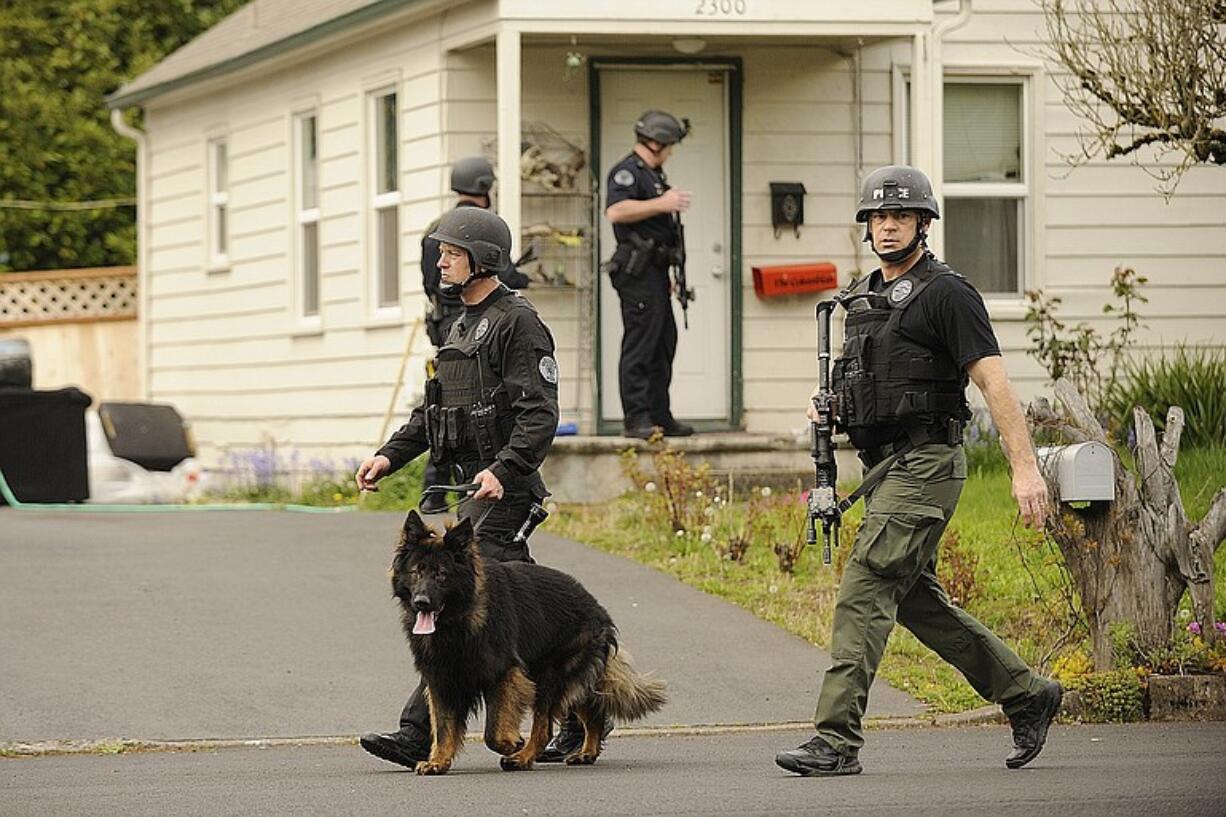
[
  {"xmin": 831, "ymin": 257, "xmax": 971, "ymax": 450},
  {"xmin": 424, "ymin": 291, "xmax": 519, "ymax": 477}
]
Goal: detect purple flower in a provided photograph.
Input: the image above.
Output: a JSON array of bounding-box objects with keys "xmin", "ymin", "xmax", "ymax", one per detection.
[
  {"xmin": 1215, "ymin": 621, "xmax": 1226, "ymax": 636},
  {"xmin": 1187, "ymin": 621, "xmax": 1202, "ymax": 635}
]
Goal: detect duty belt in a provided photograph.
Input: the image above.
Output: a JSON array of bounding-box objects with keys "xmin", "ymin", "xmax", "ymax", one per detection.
[{"xmin": 844, "ymin": 418, "xmax": 966, "ymax": 512}]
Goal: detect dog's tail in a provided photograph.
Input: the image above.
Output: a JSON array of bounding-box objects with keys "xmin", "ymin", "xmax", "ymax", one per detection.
[{"xmin": 596, "ymin": 647, "xmax": 667, "ymax": 722}]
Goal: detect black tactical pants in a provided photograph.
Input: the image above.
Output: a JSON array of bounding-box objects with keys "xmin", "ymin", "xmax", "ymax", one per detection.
[
  {"xmin": 615, "ymin": 265, "xmax": 677, "ymax": 429},
  {"xmin": 396, "ymin": 488, "xmax": 537, "ymax": 740}
]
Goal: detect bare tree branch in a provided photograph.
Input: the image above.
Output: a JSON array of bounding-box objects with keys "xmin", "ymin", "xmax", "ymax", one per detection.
[
  {"xmin": 1034, "ymin": 0, "xmax": 1226, "ymax": 198},
  {"xmin": 1194, "ymin": 488, "xmax": 1226, "ymax": 557},
  {"xmin": 1054, "ymin": 377, "xmax": 1106, "ymax": 440}
]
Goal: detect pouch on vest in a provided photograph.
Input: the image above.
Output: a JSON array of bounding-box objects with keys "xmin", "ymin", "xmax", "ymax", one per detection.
[{"xmin": 832, "ymin": 332, "xmax": 876, "ymax": 430}]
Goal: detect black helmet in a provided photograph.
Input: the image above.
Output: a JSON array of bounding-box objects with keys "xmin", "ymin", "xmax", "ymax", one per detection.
[
  {"xmin": 428, "ymin": 207, "xmax": 511, "ymax": 274},
  {"xmin": 634, "ymin": 110, "xmax": 690, "ymax": 146},
  {"xmin": 855, "ymin": 165, "xmax": 940, "ymax": 222},
  {"xmin": 450, "ymin": 156, "xmax": 495, "ymax": 196}
]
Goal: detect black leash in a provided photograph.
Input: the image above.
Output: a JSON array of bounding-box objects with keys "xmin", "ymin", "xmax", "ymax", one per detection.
[
  {"xmin": 419, "ymin": 482, "xmax": 541, "ymax": 536},
  {"xmin": 419, "ymin": 482, "xmax": 480, "ymax": 515}
]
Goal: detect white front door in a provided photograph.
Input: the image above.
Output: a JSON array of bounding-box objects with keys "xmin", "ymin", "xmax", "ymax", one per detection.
[{"xmin": 598, "ymin": 67, "xmax": 731, "ymax": 426}]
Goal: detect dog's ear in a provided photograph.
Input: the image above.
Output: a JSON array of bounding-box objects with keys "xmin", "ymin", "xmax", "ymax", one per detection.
[
  {"xmin": 402, "ymin": 509, "xmax": 431, "ymax": 544},
  {"xmin": 442, "ymin": 517, "xmax": 474, "ymax": 552}
]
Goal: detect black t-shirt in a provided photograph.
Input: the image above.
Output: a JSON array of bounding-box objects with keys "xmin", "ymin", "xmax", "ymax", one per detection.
[
  {"xmin": 868, "ymin": 255, "xmax": 1001, "ymax": 370},
  {"xmin": 605, "ymin": 153, "xmax": 676, "ymax": 249}
]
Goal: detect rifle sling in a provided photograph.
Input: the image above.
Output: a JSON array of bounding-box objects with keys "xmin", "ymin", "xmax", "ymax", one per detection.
[{"xmin": 834, "ymin": 425, "xmax": 957, "ymax": 516}]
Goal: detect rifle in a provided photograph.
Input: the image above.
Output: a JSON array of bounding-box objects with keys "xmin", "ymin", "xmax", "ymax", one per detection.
[
  {"xmin": 805, "ymin": 288, "xmax": 936, "ymax": 566},
  {"xmin": 671, "ymin": 214, "xmax": 695, "ymax": 329},
  {"xmin": 806, "ymin": 299, "xmax": 841, "ymax": 565}
]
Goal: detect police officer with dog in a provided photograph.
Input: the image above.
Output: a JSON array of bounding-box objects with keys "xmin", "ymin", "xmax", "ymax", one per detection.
[
  {"xmin": 355, "ymin": 206, "xmax": 558, "ymax": 768},
  {"xmin": 419, "ymin": 156, "xmax": 530, "ymax": 513},
  {"xmin": 604, "ymin": 109, "xmax": 694, "ymax": 439},
  {"xmin": 775, "ymin": 165, "xmax": 1062, "ymax": 777}
]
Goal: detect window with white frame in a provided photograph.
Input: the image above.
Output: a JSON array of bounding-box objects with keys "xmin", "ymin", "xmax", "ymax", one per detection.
[
  {"xmin": 902, "ymin": 76, "xmax": 1029, "ymax": 295},
  {"xmin": 207, "ymin": 138, "xmax": 229, "ymax": 269},
  {"xmin": 942, "ymin": 80, "xmax": 1026, "ymax": 295},
  {"xmin": 371, "ymin": 89, "xmax": 399, "ymax": 309},
  {"xmin": 295, "ymin": 112, "xmax": 320, "ymax": 318}
]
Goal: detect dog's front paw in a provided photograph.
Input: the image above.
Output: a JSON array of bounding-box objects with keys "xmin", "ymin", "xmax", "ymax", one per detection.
[
  {"xmin": 415, "ymin": 760, "xmax": 451, "ymax": 776},
  {"xmin": 499, "ymin": 754, "xmax": 534, "ymax": 772},
  {"xmin": 564, "ymin": 752, "xmax": 598, "ymax": 766}
]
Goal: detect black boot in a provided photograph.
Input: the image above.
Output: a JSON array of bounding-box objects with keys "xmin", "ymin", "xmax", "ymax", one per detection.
[
  {"xmin": 659, "ymin": 420, "xmax": 694, "ymax": 437},
  {"xmin": 359, "ymin": 730, "xmax": 430, "ymax": 768},
  {"xmin": 1005, "ymin": 679, "xmax": 1063, "ymax": 769},
  {"xmin": 536, "ymin": 715, "xmax": 614, "ymax": 763},
  {"xmin": 774, "ymin": 735, "xmax": 862, "ymax": 776}
]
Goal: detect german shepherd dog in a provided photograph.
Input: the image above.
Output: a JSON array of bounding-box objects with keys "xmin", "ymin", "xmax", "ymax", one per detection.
[{"xmin": 391, "ymin": 510, "xmax": 667, "ymax": 775}]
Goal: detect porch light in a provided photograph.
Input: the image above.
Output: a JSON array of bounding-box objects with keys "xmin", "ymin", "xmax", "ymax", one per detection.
[{"xmin": 672, "ymin": 38, "xmax": 706, "ymax": 55}]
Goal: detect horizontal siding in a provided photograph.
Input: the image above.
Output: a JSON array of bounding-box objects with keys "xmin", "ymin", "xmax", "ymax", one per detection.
[
  {"xmin": 143, "ymin": 15, "xmax": 454, "ymax": 466},
  {"xmin": 138, "ymin": 4, "xmax": 1225, "ymax": 455},
  {"xmin": 739, "ymin": 43, "xmax": 892, "ymax": 433}
]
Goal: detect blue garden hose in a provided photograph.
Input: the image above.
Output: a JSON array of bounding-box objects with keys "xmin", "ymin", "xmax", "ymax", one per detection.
[{"xmin": 0, "ymin": 465, "xmax": 354, "ymax": 514}]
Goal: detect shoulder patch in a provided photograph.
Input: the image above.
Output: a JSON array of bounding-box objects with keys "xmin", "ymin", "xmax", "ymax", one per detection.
[
  {"xmin": 613, "ymin": 169, "xmax": 636, "ymax": 187},
  {"xmin": 473, "ymin": 317, "xmax": 490, "ymax": 341},
  {"xmin": 889, "ymin": 279, "xmax": 914, "ymax": 303},
  {"xmin": 538, "ymin": 355, "xmax": 559, "ymax": 385}
]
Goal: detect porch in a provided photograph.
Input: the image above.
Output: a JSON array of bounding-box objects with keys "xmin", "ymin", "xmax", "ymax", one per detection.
[{"xmin": 541, "ymin": 431, "xmax": 863, "ymax": 503}]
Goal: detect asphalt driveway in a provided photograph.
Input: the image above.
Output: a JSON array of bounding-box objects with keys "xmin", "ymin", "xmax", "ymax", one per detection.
[{"xmin": 0, "ymin": 508, "xmax": 923, "ymax": 744}]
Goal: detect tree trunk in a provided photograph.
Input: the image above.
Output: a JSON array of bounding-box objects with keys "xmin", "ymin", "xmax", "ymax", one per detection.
[{"xmin": 1029, "ymin": 379, "xmax": 1226, "ymax": 670}]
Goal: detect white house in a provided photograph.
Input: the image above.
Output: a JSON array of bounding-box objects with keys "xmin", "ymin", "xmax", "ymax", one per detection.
[{"xmin": 106, "ymin": 0, "xmax": 1226, "ymax": 474}]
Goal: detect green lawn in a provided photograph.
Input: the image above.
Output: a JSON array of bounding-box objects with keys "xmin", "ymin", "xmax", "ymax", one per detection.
[{"xmin": 552, "ymin": 445, "xmax": 1226, "ymax": 713}]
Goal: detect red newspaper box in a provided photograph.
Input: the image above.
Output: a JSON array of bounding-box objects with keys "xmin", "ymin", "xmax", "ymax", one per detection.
[{"xmin": 751, "ymin": 262, "xmax": 838, "ymax": 298}]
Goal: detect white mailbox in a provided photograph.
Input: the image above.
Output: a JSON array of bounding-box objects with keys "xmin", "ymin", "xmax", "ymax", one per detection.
[{"xmin": 1036, "ymin": 441, "xmax": 1115, "ymax": 503}]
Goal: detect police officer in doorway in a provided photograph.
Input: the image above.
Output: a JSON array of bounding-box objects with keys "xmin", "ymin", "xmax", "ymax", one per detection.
[
  {"xmin": 775, "ymin": 165, "xmax": 1062, "ymax": 777},
  {"xmin": 356, "ymin": 207, "xmax": 559, "ymax": 768},
  {"xmin": 605, "ymin": 110, "xmax": 694, "ymax": 439},
  {"xmin": 420, "ymin": 156, "xmax": 530, "ymax": 512}
]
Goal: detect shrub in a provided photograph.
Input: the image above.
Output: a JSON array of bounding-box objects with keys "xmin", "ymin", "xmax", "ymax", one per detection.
[
  {"xmin": 1070, "ymin": 670, "xmax": 1144, "ymax": 723},
  {"xmin": 620, "ymin": 440, "xmax": 720, "ymax": 538},
  {"xmin": 1024, "ymin": 265, "xmax": 1147, "ymax": 426},
  {"xmin": 937, "ymin": 529, "xmax": 982, "ymax": 608},
  {"xmin": 1050, "ymin": 649, "xmax": 1094, "ymax": 685},
  {"xmin": 1107, "ymin": 617, "xmax": 1226, "ymax": 676},
  {"xmin": 1106, "ymin": 344, "xmax": 1226, "ymax": 448}
]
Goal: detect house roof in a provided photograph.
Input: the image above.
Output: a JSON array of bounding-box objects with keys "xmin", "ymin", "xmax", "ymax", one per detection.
[{"xmin": 107, "ymin": 0, "xmax": 430, "ymax": 109}]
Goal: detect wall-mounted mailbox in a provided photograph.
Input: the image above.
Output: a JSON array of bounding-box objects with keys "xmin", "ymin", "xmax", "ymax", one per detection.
[
  {"xmin": 770, "ymin": 182, "xmax": 807, "ymax": 238},
  {"xmin": 752, "ymin": 262, "xmax": 838, "ymax": 299},
  {"xmin": 1037, "ymin": 441, "xmax": 1115, "ymax": 503}
]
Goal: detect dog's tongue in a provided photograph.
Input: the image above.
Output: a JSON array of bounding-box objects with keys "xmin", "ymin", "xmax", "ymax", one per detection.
[{"xmin": 413, "ymin": 610, "xmax": 437, "ymax": 635}]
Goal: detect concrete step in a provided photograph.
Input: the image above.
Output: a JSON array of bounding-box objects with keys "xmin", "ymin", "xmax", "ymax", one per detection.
[{"xmin": 543, "ymin": 432, "xmax": 863, "ymax": 503}]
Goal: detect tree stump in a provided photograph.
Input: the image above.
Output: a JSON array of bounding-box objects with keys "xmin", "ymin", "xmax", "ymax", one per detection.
[{"xmin": 1029, "ymin": 378, "xmax": 1226, "ymax": 670}]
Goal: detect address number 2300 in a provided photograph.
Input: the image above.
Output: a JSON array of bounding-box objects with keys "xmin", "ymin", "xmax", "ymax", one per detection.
[{"xmin": 695, "ymin": 0, "xmax": 747, "ymax": 16}]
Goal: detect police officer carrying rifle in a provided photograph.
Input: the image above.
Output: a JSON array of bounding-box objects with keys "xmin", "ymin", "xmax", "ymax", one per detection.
[
  {"xmin": 419, "ymin": 156, "xmax": 530, "ymax": 512},
  {"xmin": 604, "ymin": 110, "xmax": 694, "ymax": 439},
  {"xmin": 355, "ymin": 207, "xmax": 559, "ymax": 768},
  {"xmin": 776, "ymin": 165, "xmax": 1062, "ymax": 777}
]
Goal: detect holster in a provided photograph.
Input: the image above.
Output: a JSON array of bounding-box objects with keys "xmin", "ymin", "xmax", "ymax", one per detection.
[{"xmin": 604, "ymin": 234, "xmax": 657, "ymax": 281}]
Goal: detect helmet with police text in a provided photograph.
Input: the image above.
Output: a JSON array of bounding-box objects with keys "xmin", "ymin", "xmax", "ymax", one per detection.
[
  {"xmin": 854, "ymin": 165, "xmax": 940, "ymax": 222},
  {"xmin": 428, "ymin": 207, "xmax": 511, "ymax": 275},
  {"xmin": 634, "ymin": 110, "xmax": 690, "ymax": 146},
  {"xmin": 450, "ymin": 156, "xmax": 496, "ymax": 196}
]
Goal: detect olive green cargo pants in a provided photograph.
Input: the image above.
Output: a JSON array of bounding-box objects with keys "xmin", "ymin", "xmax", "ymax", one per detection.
[{"xmin": 813, "ymin": 443, "xmax": 1045, "ymax": 756}]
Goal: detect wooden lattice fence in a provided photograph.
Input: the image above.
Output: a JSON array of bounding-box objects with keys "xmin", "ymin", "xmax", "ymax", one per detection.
[
  {"xmin": 0, "ymin": 266, "xmax": 140, "ymax": 400},
  {"xmin": 0, "ymin": 266, "xmax": 137, "ymax": 327}
]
